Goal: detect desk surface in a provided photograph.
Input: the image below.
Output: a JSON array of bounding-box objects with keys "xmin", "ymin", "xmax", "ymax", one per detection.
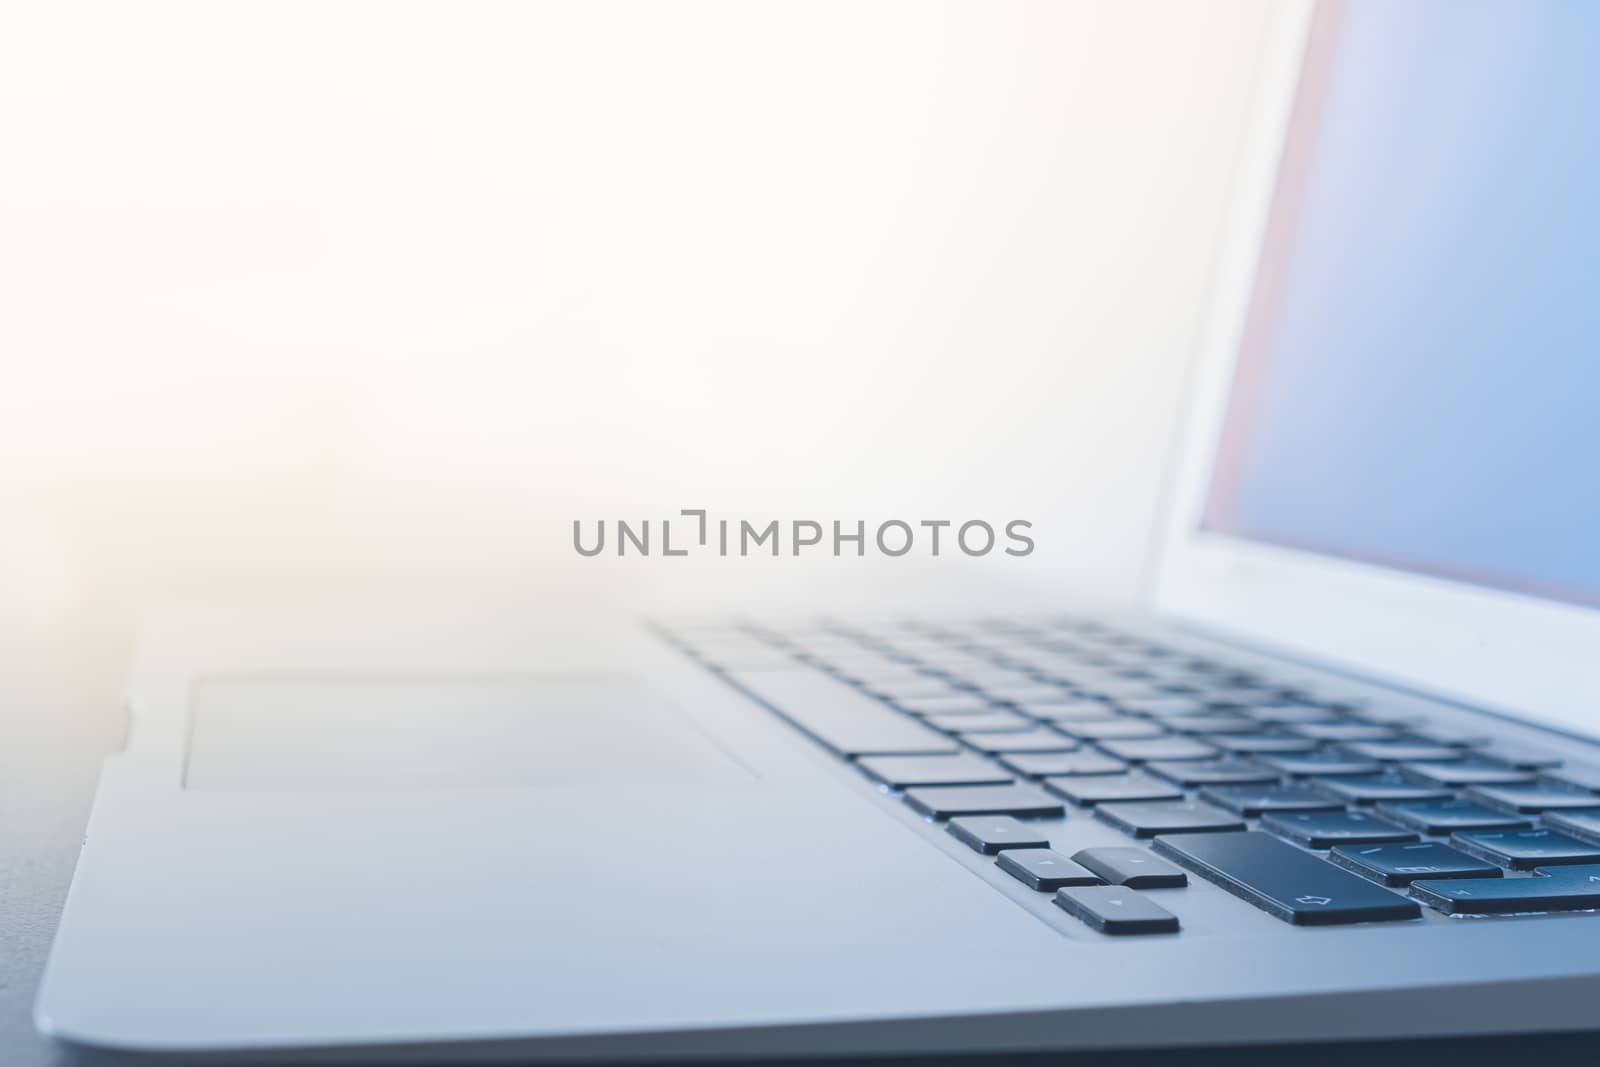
[{"xmin": 4, "ymin": 646, "xmax": 1598, "ymax": 1067}]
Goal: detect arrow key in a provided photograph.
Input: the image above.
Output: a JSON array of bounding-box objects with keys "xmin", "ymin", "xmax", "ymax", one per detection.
[
  {"xmin": 996, "ymin": 848, "xmax": 1105, "ymax": 891},
  {"xmin": 1055, "ymin": 885, "xmax": 1180, "ymax": 934},
  {"xmin": 1071, "ymin": 846, "xmax": 1189, "ymax": 888}
]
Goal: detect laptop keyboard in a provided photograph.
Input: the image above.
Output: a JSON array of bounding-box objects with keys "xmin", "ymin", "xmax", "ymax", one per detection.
[{"xmin": 664, "ymin": 617, "xmax": 1600, "ymax": 935}]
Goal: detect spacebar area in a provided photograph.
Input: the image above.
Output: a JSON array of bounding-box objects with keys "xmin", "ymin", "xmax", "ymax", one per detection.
[
  {"xmin": 1153, "ymin": 831, "xmax": 1422, "ymax": 925},
  {"xmin": 725, "ymin": 669, "xmax": 960, "ymax": 758}
]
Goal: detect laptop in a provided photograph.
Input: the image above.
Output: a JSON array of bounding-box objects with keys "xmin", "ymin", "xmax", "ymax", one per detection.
[{"xmin": 36, "ymin": 0, "xmax": 1600, "ymax": 1059}]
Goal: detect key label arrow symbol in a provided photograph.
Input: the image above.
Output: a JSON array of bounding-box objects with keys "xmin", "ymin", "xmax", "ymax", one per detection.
[{"xmin": 1295, "ymin": 895, "xmax": 1332, "ymax": 906}]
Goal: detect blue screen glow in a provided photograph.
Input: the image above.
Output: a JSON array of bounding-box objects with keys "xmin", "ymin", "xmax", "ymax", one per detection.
[{"xmin": 1203, "ymin": 0, "xmax": 1600, "ymax": 608}]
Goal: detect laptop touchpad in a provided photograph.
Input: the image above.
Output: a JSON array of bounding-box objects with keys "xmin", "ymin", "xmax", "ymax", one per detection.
[{"xmin": 184, "ymin": 676, "xmax": 753, "ymax": 790}]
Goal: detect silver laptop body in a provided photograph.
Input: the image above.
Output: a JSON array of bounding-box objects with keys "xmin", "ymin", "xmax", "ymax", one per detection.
[{"xmin": 36, "ymin": 1, "xmax": 1600, "ymax": 1059}]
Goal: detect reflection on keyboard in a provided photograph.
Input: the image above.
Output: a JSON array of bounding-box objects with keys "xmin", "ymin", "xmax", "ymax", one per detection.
[{"xmin": 664, "ymin": 617, "xmax": 1600, "ymax": 935}]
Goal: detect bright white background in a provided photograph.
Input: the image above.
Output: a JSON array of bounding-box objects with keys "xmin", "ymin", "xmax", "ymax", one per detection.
[{"xmin": 0, "ymin": 1, "xmax": 1269, "ymax": 671}]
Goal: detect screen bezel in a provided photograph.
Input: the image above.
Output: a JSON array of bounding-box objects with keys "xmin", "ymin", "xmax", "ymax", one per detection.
[{"xmin": 1150, "ymin": 0, "xmax": 1600, "ymax": 742}]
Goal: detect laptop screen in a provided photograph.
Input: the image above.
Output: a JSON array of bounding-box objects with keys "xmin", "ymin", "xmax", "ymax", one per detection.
[{"xmin": 1202, "ymin": 0, "xmax": 1600, "ymax": 610}]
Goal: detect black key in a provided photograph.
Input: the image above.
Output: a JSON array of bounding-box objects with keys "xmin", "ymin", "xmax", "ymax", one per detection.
[
  {"xmin": 996, "ymin": 682, "xmax": 1090, "ymax": 703},
  {"xmin": 1405, "ymin": 724, "xmax": 1493, "ymax": 748},
  {"xmin": 902, "ymin": 783, "xmax": 1065, "ymax": 820},
  {"xmin": 1399, "ymin": 760, "xmax": 1535, "ymax": 788},
  {"xmin": 996, "ymin": 848, "xmax": 1104, "ymax": 890},
  {"xmin": 1261, "ymin": 809, "xmax": 1418, "ymax": 849},
  {"xmin": 1044, "ymin": 772, "xmax": 1183, "ymax": 807},
  {"xmin": 1074, "ymin": 681, "xmax": 1173, "ymax": 703},
  {"xmin": 1309, "ymin": 773, "xmax": 1454, "ymax": 805},
  {"xmin": 1375, "ymin": 799, "xmax": 1532, "ymax": 834},
  {"xmin": 1110, "ymin": 696, "xmax": 1213, "ymax": 717},
  {"xmin": 1329, "ymin": 713, "xmax": 1421, "ymax": 729},
  {"xmin": 960, "ymin": 728, "xmax": 1078, "ymax": 754},
  {"xmin": 1205, "ymin": 733, "xmax": 1319, "ymax": 755},
  {"xmin": 1201, "ymin": 686, "xmax": 1289, "ymax": 707},
  {"xmin": 979, "ymin": 685, "xmax": 1078, "ymax": 705},
  {"xmin": 1097, "ymin": 736, "xmax": 1219, "ymax": 763},
  {"xmin": 1058, "ymin": 719, "xmax": 1167, "ymax": 741},
  {"xmin": 1096, "ymin": 800, "xmax": 1246, "ymax": 838},
  {"xmin": 866, "ymin": 680, "xmax": 965, "ymax": 703},
  {"xmin": 1542, "ymin": 765, "xmax": 1600, "ymax": 793},
  {"xmin": 1153, "ymin": 714, "xmax": 1260, "ymax": 735},
  {"xmin": 831, "ymin": 663, "xmax": 937, "ymax": 686},
  {"xmin": 1412, "ymin": 867, "xmax": 1600, "ymax": 914},
  {"xmin": 1542, "ymin": 809, "xmax": 1600, "ymax": 845},
  {"xmin": 925, "ymin": 710, "xmax": 1035, "ymax": 733},
  {"xmin": 1286, "ymin": 721, "xmax": 1401, "ymax": 742},
  {"xmin": 947, "ymin": 815, "xmax": 1051, "ymax": 854},
  {"xmin": 1022, "ymin": 700, "xmax": 1124, "ymax": 722},
  {"xmin": 1145, "ymin": 758, "xmax": 1280, "ymax": 788},
  {"xmin": 1253, "ymin": 753, "xmax": 1382, "ymax": 777},
  {"xmin": 1072, "ymin": 846, "xmax": 1188, "ymax": 888},
  {"xmin": 727, "ymin": 670, "xmax": 960, "ymax": 757},
  {"xmin": 1243, "ymin": 703, "xmax": 1340, "ymax": 725},
  {"xmin": 1450, "ymin": 828, "xmax": 1600, "ymax": 870},
  {"xmin": 947, "ymin": 653, "xmax": 1016, "ymax": 673},
  {"xmin": 1463, "ymin": 783, "xmax": 1600, "ymax": 814},
  {"xmin": 834, "ymin": 650, "xmax": 935, "ymax": 670},
  {"xmin": 947, "ymin": 667, "xmax": 1044, "ymax": 690},
  {"xmin": 1292, "ymin": 685, "xmax": 1375, "ymax": 707},
  {"xmin": 1039, "ymin": 663, "xmax": 1123, "ymax": 682},
  {"xmin": 1486, "ymin": 746, "xmax": 1563, "ymax": 771},
  {"xmin": 1054, "ymin": 885, "xmax": 1179, "ymax": 934},
  {"xmin": 1329, "ymin": 841, "xmax": 1504, "ymax": 886},
  {"xmin": 998, "ymin": 750, "xmax": 1126, "ymax": 777},
  {"xmin": 857, "ymin": 753, "xmax": 1013, "ymax": 789},
  {"xmin": 966, "ymin": 662, "xmax": 1056, "ymax": 687},
  {"xmin": 1344, "ymin": 740, "xmax": 1465, "ymax": 763},
  {"xmin": 1197, "ymin": 784, "xmax": 1344, "ymax": 817},
  {"xmin": 1153, "ymin": 831, "xmax": 1421, "ymax": 925},
  {"xmin": 892, "ymin": 694, "xmax": 997, "ymax": 716}
]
